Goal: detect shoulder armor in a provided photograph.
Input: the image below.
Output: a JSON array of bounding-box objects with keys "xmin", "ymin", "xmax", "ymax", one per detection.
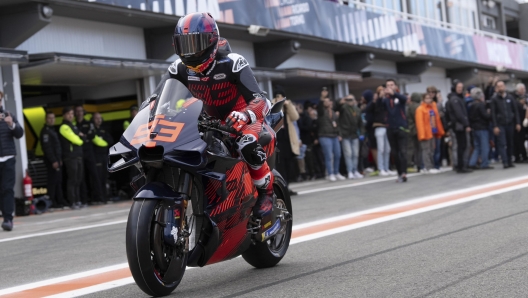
[
  {"xmin": 168, "ymin": 59, "xmax": 182, "ymax": 75},
  {"xmin": 227, "ymin": 53, "xmax": 249, "ymax": 73}
]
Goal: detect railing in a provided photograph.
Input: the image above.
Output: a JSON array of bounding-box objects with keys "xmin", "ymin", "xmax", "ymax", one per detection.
[{"xmin": 346, "ymin": 0, "xmax": 528, "ymax": 47}]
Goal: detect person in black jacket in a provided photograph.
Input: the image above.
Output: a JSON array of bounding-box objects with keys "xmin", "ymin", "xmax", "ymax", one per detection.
[
  {"xmin": 446, "ymin": 80, "xmax": 472, "ymax": 173},
  {"xmin": 75, "ymin": 105, "xmax": 104, "ymax": 205},
  {"xmin": 382, "ymin": 79, "xmax": 409, "ymax": 182},
  {"xmin": 513, "ymin": 83, "xmax": 527, "ymax": 163},
  {"xmin": 59, "ymin": 107, "xmax": 84, "ymax": 209},
  {"xmin": 468, "ymin": 88, "xmax": 492, "ymax": 170},
  {"xmin": 0, "ymin": 91, "xmax": 24, "ymax": 231},
  {"xmin": 40, "ymin": 111, "xmax": 67, "ymax": 208},
  {"xmin": 490, "ymin": 81, "xmax": 521, "ymax": 169},
  {"xmin": 298, "ymin": 102, "xmax": 318, "ymax": 180},
  {"xmin": 92, "ymin": 112, "xmax": 113, "ymax": 202}
]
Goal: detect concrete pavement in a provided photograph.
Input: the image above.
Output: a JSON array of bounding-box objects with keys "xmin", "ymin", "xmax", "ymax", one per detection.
[{"xmin": 1, "ymin": 164, "xmax": 528, "ymax": 297}]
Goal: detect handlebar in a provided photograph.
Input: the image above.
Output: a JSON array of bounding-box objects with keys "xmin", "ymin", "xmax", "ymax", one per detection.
[{"xmin": 199, "ymin": 119, "xmax": 242, "ymax": 136}]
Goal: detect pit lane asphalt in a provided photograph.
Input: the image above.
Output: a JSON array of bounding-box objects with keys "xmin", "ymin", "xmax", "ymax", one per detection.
[{"xmin": 1, "ymin": 164, "xmax": 527, "ymax": 297}]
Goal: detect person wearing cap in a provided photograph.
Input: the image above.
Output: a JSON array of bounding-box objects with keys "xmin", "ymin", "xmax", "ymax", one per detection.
[
  {"xmin": 92, "ymin": 112, "xmax": 113, "ymax": 202},
  {"xmin": 0, "ymin": 91, "xmax": 24, "ymax": 231},
  {"xmin": 123, "ymin": 105, "xmax": 138, "ymax": 131}
]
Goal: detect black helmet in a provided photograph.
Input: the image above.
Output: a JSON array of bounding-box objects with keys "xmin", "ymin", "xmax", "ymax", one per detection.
[{"xmin": 173, "ymin": 12, "xmax": 219, "ymax": 73}]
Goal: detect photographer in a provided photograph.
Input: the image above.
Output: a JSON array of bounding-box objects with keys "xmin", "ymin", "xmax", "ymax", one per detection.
[{"xmin": 0, "ymin": 91, "xmax": 24, "ymax": 231}]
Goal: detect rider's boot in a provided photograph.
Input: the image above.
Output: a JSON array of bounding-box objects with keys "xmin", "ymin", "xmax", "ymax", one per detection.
[{"xmin": 253, "ymin": 175, "xmax": 281, "ymax": 242}]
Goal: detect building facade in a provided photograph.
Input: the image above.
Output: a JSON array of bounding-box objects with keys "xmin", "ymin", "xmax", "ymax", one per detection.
[{"xmin": 0, "ymin": 0, "xmax": 527, "ymax": 196}]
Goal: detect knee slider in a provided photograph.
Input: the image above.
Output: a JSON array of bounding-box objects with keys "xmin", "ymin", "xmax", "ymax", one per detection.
[{"xmin": 236, "ymin": 135, "xmax": 267, "ymax": 168}]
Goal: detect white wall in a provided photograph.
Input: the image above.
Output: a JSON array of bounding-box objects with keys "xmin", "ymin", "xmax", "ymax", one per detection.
[
  {"xmin": 277, "ymin": 49, "xmax": 336, "ymax": 72},
  {"xmin": 70, "ymin": 79, "xmax": 137, "ymax": 100},
  {"xmin": 17, "ymin": 16, "xmax": 146, "ymax": 60},
  {"xmin": 406, "ymin": 67, "xmax": 451, "ymax": 99}
]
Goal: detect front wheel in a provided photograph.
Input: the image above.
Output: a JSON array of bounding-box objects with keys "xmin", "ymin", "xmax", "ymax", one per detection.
[
  {"xmin": 242, "ymin": 171, "xmax": 292, "ymax": 268},
  {"xmin": 126, "ymin": 200, "xmax": 187, "ymax": 297}
]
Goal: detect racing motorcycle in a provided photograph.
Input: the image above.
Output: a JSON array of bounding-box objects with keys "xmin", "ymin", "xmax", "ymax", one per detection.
[{"xmin": 108, "ymin": 78, "xmax": 292, "ymax": 297}]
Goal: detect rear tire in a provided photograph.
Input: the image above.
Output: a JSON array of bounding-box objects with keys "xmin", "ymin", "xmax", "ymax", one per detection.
[
  {"xmin": 242, "ymin": 171, "xmax": 292, "ymax": 268},
  {"xmin": 126, "ymin": 200, "xmax": 186, "ymax": 297}
]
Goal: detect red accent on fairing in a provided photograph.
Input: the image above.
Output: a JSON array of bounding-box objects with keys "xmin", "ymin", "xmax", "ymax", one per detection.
[{"xmin": 245, "ymin": 97, "xmax": 269, "ymax": 121}]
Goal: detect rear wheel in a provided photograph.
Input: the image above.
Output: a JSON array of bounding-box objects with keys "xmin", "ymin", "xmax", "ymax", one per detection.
[
  {"xmin": 126, "ymin": 199, "xmax": 187, "ymax": 297},
  {"xmin": 242, "ymin": 172, "xmax": 292, "ymax": 268}
]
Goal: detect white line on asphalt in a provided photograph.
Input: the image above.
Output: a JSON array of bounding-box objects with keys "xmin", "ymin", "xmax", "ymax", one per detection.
[
  {"xmin": 295, "ymin": 169, "xmax": 450, "ymax": 195},
  {"xmin": 0, "ymin": 264, "xmax": 129, "ymax": 296},
  {"xmin": 291, "ymin": 182, "xmax": 528, "ymax": 244},
  {"xmin": 14, "ymin": 209, "xmax": 130, "ymax": 227},
  {"xmin": 293, "ymin": 175, "xmax": 528, "ymax": 230},
  {"xmin": 2, "ymin": 175, "xmax": 527, "ymax": 297},
  {"xmin": 0, "ymin": 220, "xmax": 127, "ymax": 243}
]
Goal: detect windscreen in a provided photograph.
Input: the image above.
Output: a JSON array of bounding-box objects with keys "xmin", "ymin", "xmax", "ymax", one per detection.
[{"xmin": 154, "ymin": 79, "xmax": 193, "ymax": 117}]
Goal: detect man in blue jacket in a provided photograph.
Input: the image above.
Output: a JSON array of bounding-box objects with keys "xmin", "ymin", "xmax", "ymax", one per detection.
[
  {"xmin": 0, "ymin": 91, "xmax": 24, "ymax": 231},
  {"xmin": 382, "ymin": 79, "xmax": 409, "ymax": 182}
]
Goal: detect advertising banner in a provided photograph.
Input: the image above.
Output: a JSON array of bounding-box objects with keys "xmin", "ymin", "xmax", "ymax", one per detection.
[
  {"xmin": 473, "ymin": 35, "xmax": 524, "ymax": 71},
  {"xmin": 83, "ymin": 0, "xmax": 528, "ymax": 72}
]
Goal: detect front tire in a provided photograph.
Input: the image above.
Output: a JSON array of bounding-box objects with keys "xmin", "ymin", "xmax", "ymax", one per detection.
[
  {"xmin": 242, "ymin": 171, "xmax": 292, "ymax": 268},
  {"xmin": 126, "ymin": 200, "xmax": 186, "ymax": 297}
]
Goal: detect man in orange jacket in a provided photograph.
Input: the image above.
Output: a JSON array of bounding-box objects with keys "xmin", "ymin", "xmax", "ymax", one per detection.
[{"xmin": 415, "ymin": 93, "xmax": 445, "ymax": 174}]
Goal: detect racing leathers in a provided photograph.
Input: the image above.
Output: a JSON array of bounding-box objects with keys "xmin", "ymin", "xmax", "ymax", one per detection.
[{"xmin": 167, "ymin": 52, "xmax": 275, "ymax": 221}]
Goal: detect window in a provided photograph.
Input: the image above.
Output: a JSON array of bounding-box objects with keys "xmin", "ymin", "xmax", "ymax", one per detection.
[{"xmin": 482, "ymin": 14, "xmax": 496, "ymax": 29}]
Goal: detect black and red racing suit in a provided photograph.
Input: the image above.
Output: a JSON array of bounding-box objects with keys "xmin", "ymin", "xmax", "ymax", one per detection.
[{"xmin": 167, "ymin": 51, "xmax": 275, "ymax": 198}]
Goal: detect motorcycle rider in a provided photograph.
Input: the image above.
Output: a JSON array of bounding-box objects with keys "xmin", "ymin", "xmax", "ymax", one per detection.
[{"xmin": 166, "ymin": 12, "xmax": 279, "ymax": 240}]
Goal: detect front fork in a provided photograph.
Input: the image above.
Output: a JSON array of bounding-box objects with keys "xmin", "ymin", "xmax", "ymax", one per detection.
[{"xmin": 160, "ymin": 171, "xmax": 194, "ymax": 251}]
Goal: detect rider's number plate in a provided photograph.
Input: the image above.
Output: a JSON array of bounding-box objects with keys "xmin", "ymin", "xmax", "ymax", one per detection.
[{"xmin": 130, "ymin": 115, "xmax": 184, "ymax": 147}]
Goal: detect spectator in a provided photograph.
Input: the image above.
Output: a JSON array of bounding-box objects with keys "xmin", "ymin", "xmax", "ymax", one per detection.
[
  {"xmin": 337, "ymin": 94, "xmax": 364, "ymax": 179},
  {"xmin": 318, "ymin": 96, "xmax": 345, "ymax": 181},
  {"xmin": 123, "ymin": 105, "xmax": 138, "ymax": 130},
  {"xmin": 299, "ymin": 101, "xmax": 318, "ymax": 180},
  {"xmin": 513, "ymin": 83, "xmax": 527, "ymax": 163},
  {"xmin": 92, "ymin": 112, "xmax": 112, "ymax": 202},
  {"xmin": 468, "ymin": 88, "xmax": 493, "ymax": 170},
  {"xmin": 407, "ymin": 92, "xmax": 422, "ymax": 171},
  {"xmin": 0, "ymin": 91, "xmax": 24, "ymax": 231},
  {"xmin": 383, "ymin": 79, "xmax": 409, "ymax": 182},
  {"xmin": 293, "ymin": 103, "xmax": 306, "ymax": 182},
  {"xmin": 40, "ymin": 111, "xmax": 67, "ymax": 209},
  {"xmin": 446, "ymin": 80, "xmax": 472, "ymax": 173},
  {"xmin": 366, "ymin": 86, "xmax": 393, "ymax": 176},
  {"xmin": 59, "ymin": 106, "xmax": 83, "ymax": 209},
  {"xmin": 432, "ymin": 90, "xmax": 445, "ymax": 169},
  {"xmin": 272, "ymin": 88, "xmax": 300, "ymax": 195},
  {"xmin": 362, "ymin": 90, "xmax": 378, "ymax": 170},
  {"xmin": 75, "ymin": 105, "xmax": 104, "ymax": 205},
  {"xmin": 490, "ymin": 80, "xmax": 521, "ymax": 169},
  {"xmin": 415, "ymin": 93, "xmax": 444, "ymax": 174}
]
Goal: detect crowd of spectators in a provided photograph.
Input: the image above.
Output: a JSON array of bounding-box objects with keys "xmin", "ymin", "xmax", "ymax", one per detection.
[{"xmin": 276, "ymin": 78, "xmax": 528, "ymax": 187}]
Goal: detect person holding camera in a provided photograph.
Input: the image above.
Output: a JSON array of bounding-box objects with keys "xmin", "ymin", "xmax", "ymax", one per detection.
[
  {"xmin": 337, "ymin": 94, "xmax": 364, "ymax": 179},
  {"xmin": 0, "ymin": 91, "xmax": 24, "ymax": 231}
]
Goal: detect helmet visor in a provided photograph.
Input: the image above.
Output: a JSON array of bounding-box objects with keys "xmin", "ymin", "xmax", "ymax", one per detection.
[{"xmin": 173, "ymin": 33, "xmax": 216, "ymax": 56}]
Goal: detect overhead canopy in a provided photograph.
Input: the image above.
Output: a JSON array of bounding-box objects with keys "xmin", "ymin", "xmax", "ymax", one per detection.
[
  {"xmin": 0, "ymin": 48, "xmax": 28, "ymax": 65},
  {"xmin": 19, "ymin": 52, "xmax": 169, "ymax": 86}
]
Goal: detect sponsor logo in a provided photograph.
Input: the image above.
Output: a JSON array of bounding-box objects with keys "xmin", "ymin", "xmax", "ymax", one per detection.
[
  {"xmin": 263, "ymin": 220, "xmax": 280, "ymax": 239},
  {"xmin": 253, "ymin": 93, "xmax": 264, "ymax": 99},
  {"xmin": 201, "ymin": 77, "xmax": 210, "ymax": 82},
  {"xmin": 187, "ymin": 69, "xmax": 197, "ymax": 75},
  {"xmin": 213, "ymin": 73, "xmax": 226, "ymax": 80},
  {"xmin": 218, "ymin": 58, "xmax": 230, "ymax": 64},
  {"xmin": 233, "ymin": 57, "xmax": 249, "ymax": 72},
  {"xmin": 263, "ymin": 221, "xmax": 272, "ymax": 229},
  {"xmin": 188, "ymin": 76, "xmax": 200, "ymax": 81}
]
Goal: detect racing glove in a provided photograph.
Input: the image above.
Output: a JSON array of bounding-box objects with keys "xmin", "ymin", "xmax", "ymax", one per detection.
[{"xmin": 226, "ymin": 111, "xmax": 250, "ymax": 132}]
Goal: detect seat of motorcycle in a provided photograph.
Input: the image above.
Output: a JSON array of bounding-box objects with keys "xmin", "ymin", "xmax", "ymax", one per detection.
[{"xmin": 258, "ymin": 129, "xmax": 272, "ymax": 147}]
